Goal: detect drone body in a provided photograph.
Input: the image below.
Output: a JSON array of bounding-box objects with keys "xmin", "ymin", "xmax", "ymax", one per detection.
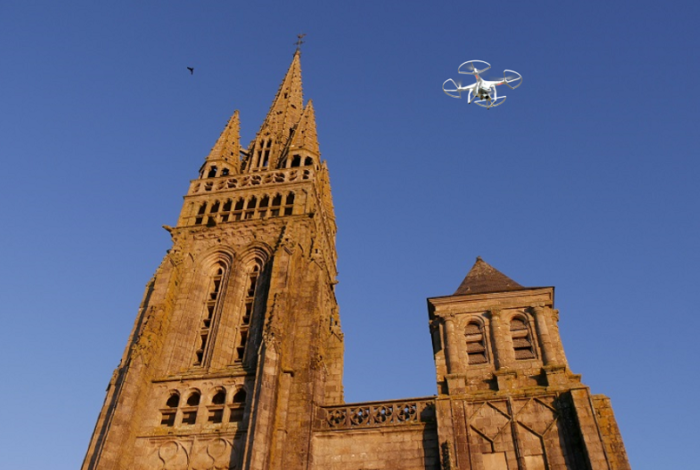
[{"xmin": 443, "ymin": 60, "xmax": 522, "ymax": 109}]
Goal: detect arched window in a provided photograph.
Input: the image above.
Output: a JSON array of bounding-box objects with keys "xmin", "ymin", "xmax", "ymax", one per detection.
[
  {"xmin": 258, "ymin": 195, "xmax": 270, "ymax": 218},
  {"xmin": 284, "ymin": 192, "xmax": 295, "ymax": 216},
  {"xmin": 230, "ymin": 388, "xmax": 247, "ymax": 422},
  {"xmin": 262, "ymin": 140, "xmax": 271, "ymax": 168},
  {"xmin": 465, "ymin": 321, "xmax": 487, "ymax": 365},
  {"xmin": 245, "ymin": 196, "xmax": 257, "ymax": 220},
  {"xmin": 166, "ymin": 393, "xmax": 180, "ymax": 408},
  {"xmin": 207, "ymin": 166, "xmax": 218, "ymax": 178},
  {"xmin": 182, "ymin": 391, "xmax": 200, "ymax": 425},
  {"xmin": 160, "ymin": 392, "xmax": 179, "ymax": 427},
  {"xmin": 510, "ymin": 316, "xmax": 536, "ymax": 360},
  {"xmin": 221, "ymin": 199, "xmax": 233, "ymax": 222},
  {"xmin": 235, "ymin": 260, "xmax": 262, "ymax": 363},
  {"xmin": 232, "ymin": 389, "xmax": 246, "ymax": 404},
  {"xmin": 211, "ymin": 390, "xmax": 226, "ymax": 405},
  {"xmin": 208, "ymin": 388, "xmax": 226, "ymax": 423},
  {"xmin": 195, "ymin": 202, "xmax": 207, "ymax": 225},
  {"xmin": 194, "ymin": 263, "xmax": 226, "ymax": 366},
  {"xmin": 233, "ymin": 198, "xmax": 245, "ymax": 220},
  {"xmin": 304, "ymin": 157, "xmax": 313, "ymax": 166},
  {"xmin": 270, "ymin": 194, "xmax": 283, "ymax": 216},
  {"xmin": 186, "ymin": 391, "xmax": 200, "ymax": 406}
]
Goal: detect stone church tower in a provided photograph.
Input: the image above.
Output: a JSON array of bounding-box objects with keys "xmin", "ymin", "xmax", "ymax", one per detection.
[{"xmin": 82, "ymin": 52, "xmax": 630, "ymax": 470}]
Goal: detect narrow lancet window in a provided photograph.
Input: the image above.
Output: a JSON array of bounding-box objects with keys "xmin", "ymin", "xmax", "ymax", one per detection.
[
  {"xmin": 194, "ymin": 263, "xmax": 226, "ymax": 366},
  {"xmin": 270, "ymin": 194, "xmax": 283, "ymax": 216},
  {"xmin": 284, "ymin": 192, "xmax": 295, "ymax": 216},
  {"xmin": 235, "ymin": 261, "xmax": 262, "ymax": 363}
]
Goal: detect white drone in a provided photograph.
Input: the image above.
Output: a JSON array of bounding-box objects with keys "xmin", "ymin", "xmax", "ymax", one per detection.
[{"xmin": 443, "ymin": 60, "xmax": 522, "ymax": 109}]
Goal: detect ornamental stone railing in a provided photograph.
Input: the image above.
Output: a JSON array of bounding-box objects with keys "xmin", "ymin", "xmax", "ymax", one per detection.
[
  {"xmin": 317, "ymin": 397, "xmax": 435, "ymax": 430},
  {"xmin": 189, "ymin": 168, "xmax": 313, "ymax": 195}
]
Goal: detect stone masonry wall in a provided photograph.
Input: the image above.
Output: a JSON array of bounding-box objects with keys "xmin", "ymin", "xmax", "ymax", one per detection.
[
  {"xmin": 592, "ymin": 395, "xmax": 630, "ymax": 470},
  {"xmin": 311, "ymin": 426, "xmax": 439, "ymax": 470}
]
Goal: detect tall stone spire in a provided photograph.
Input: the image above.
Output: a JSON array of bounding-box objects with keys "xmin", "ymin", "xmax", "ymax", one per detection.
[
  {"xmin": 244, "ymin": 50, "xmax": 304, "ymax": 172},
  {"xmin": 203, "ymin": 110, "xmax": 241, "ymax": 175}
]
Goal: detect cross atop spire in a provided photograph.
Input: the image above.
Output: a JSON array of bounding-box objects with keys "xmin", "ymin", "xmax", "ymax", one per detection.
[{"xmin": 295, "ymin": 33, "xmax": 306, "ymax": 51}]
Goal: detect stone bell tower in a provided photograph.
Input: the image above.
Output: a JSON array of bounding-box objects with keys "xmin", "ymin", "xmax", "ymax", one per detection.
[
  {"xmin": 428, "ymin": 257, "xmax": 630, "ymax": 470},
  {"xmin": 82, "ymin": 50, "xmax": 345, "ymax": 470}
]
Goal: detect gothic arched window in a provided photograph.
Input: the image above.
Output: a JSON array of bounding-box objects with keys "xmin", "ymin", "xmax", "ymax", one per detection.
[
  {"xmin": 270, "ymin": 194, "xmax": 283, "ymax": 216},
  {"xmin": 235, "ymin": 260, "xmax": 263, "ymax": 363},
  {"xmin": 194, "ymin": 263, "xmax": 226, "ymax": 366},
  {"xmin": 510, "ymin": 316, "xmax": 536, "ymax": 360},
  {"xmin": 465, "ymin": 321, "xmax": 487, "ymax": 365},
  {"xmin": 284, "ymin": 192, "xmax": 295, "ymax": 216}
]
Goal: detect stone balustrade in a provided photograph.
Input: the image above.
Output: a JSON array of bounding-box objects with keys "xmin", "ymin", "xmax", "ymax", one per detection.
[
  {"xmin": 318, "ymin": 398, "xmax": 435, "ymax": 430},
  {"xmin": 189, "ymin": 168, "xmax": 313, "ymax": 195}
]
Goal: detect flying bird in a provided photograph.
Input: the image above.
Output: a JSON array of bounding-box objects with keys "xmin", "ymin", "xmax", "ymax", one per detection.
[{"xmin": 187, "ymin": 67, "xmax": 194, "ymax": 75}]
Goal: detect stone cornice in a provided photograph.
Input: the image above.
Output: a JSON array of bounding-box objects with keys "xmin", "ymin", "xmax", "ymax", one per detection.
[{"xmin": 428, "ymin": 287, "xmax": 554, "ymax": 317}]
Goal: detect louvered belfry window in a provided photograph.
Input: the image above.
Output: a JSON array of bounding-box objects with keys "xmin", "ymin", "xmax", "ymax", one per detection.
[
  {"xmin": 510, "ymin": 317, "xmax": 536, "ymax": 360},
  {"xmin": 465, "ymin": 321, "xmax": 488, "ymax": 365}
]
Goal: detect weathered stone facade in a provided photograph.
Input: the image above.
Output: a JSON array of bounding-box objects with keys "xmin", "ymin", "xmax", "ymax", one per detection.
[{"xmin": 82, "ymin": 51, "xmax": 630, "ymax": 470}]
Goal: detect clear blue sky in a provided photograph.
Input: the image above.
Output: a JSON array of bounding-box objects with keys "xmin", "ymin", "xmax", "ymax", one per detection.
[{"xmin": 1, "ymin": 1, "xmax": 698, "ymax": 468}]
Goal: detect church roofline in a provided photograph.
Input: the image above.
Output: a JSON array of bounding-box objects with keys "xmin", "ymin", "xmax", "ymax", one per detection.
[{"xmin": 428, "ymin": 285, "xmax": 555, "ymax": 301}]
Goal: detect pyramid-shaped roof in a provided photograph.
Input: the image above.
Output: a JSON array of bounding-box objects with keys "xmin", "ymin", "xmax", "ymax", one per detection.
[{"xmin": 454, "ymin": 257, "xmax": 524, "ymax": 295}]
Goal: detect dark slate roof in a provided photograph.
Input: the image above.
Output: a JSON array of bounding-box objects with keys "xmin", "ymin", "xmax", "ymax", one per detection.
[{"xmin": 454, "ymin": 257, "xmax": 524, "ymax": 295}]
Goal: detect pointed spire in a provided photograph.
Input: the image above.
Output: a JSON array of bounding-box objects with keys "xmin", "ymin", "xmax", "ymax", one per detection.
[
  {"xmin": 289, "ymin": 100, "xmax": 319, "ymax": 155},
  {"xmin": 256, "ymin": 50, "xmax": 304, "ymax": 142},
  {"xmin": 454, "ymin": 257, "xmax": 524, "ymax": 295},
  {"xmin": 245, "ymin": 51, "xmax": 304, "ymax": 171},
  {"xmin": 205, "ymin": 110, "xmax": 241, "ymax": 174}
]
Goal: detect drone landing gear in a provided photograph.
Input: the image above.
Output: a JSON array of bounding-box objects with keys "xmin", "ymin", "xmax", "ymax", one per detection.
[
  {"xmin": 470, "ymin": 87, "xmax": 506, "ymax": 109},
  {"xmin": 474, "ymin": 96, "xmax": 506, "ymax": 109}
]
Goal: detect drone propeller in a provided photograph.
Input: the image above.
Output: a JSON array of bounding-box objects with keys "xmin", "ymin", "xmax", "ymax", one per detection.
[
  {"xmin": 458, "ymin": 60, "xmax": 491, "ymax": 76},
  {"xmin": 503, "ymin": 69, "xmax": 522, "ymax": 89},
  {"xmin": 442, "ymin": 78, "xmax": 463, "ymax": 98}
]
